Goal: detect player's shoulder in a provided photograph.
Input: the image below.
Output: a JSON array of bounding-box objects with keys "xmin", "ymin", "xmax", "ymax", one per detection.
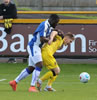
[
  {"xmin": 44, "ymin": 19, "xmax": 50, "ymax": 26},
  {"xmin": 40, "ymin": 21, "xmax": 45, "ymax": 26},
  {"xmin": 39, "ymin": 19, "xmax": 50, "ymax": 28}
]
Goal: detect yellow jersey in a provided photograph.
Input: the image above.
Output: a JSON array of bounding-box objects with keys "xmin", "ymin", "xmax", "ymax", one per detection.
[{"xmin": 42, "ymin": 35, "xmax": 63, "ymax": 55}]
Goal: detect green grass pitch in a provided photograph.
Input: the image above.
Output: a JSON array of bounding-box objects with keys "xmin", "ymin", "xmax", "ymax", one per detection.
[{"xmin": 0, "ymin": 63, "xmax": 97, "ymax": 100}]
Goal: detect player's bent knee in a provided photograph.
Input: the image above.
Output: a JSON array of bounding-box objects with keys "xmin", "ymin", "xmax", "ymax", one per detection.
[
  {"xmin": 26, "ymin": 66, "xmax": 35, "ymax": 74},
  {"xmin": 28, "ymin": 66, "xmax": 35, "ymax": 72},
  {"xmin": 55, "ymin": 70, "xmax": 60, "ymax": 75},
  {"xmin": 35, "ymin": 61, "xmax": 43, "ymax": 68},
  {"xmin": 52, "ymin": 67, "xmax": 60, "ymax": 76},
  {"xmin": 54, "ymin": 67, "xmax": 60, "ymax": 75}
]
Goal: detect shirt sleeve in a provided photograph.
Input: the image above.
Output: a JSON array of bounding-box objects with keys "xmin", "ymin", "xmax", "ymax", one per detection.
[{"xmin": 40, "ymin": 21, "xmax": 48, "ymax": 37}]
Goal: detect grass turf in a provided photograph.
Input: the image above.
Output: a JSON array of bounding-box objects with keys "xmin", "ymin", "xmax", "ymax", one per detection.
[{"xmin": 0, "ymin": 63, "xmax": 97, "ymax": 100}]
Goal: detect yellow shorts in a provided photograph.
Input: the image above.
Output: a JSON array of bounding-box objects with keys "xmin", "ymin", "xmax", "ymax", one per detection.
[{"xmin": 42, "ymin": 51, "xmax": 58, "ymax": 70}]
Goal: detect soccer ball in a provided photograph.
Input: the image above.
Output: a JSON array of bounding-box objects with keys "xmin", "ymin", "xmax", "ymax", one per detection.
[{"xmin": 79, "ymin": 72, "xmax": 90, "ymax": 83}]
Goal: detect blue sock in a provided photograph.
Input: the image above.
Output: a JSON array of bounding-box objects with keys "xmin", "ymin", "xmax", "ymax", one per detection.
[{"xmin": 35, "ymin": 67, "xmax": 42, "ymax": 71}]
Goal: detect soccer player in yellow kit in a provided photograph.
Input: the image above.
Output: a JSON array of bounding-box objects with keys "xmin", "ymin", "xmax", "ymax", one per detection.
[{"xmin": 37, "ymin": 30, "xmax": 75, "ymax": 91}]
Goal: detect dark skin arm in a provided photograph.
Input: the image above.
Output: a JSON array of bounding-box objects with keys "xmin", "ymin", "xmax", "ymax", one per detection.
[
  {"xmin": 40, "ymin": 31, "xmax": 58, "ymax": 44},
  {"xmin": 40, "ymin": 37, "xmax": 49, "ymax": 43},
  {"xmin": 40, "ymin": 29, "xmax": 64, "ymax": 45}
]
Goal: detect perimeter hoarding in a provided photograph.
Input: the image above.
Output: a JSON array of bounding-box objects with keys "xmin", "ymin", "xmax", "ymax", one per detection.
[{"xmin": 0, "ymin": 24, "xmax": 97, "ymax": 57}]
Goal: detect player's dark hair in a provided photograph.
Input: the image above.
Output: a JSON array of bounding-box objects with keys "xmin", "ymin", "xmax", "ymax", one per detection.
[
  {"xmin": 49, "ymin": 14, "xmax": 59, "ymax": 21},
  {"xmin": 48, "ymin": 14, "xmax": 60, "ymax": 28}
]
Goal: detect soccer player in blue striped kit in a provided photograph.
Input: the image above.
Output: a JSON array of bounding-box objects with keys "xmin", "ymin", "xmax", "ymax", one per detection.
[{"xmin": 9, "ymin": 14, "xmax": 60, "ymax": 92}]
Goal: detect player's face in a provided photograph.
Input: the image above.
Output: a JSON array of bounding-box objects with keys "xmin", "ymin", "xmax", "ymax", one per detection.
[
  {"xmin": 63, "ymin": 37, "xmax": 73, "ymax": 46},
  {"xmin": 3, "ymin": 0, "xmax": 10, "ymax": 5},
  {"xmin": 49, "ymin": 19, "xmax": 59, "ymax": 28}
]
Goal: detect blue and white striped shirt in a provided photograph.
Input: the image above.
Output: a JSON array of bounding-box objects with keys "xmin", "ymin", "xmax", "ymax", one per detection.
[{"xmin": 28, "ymin": 19, "xmax": 53, "ymax": 48}]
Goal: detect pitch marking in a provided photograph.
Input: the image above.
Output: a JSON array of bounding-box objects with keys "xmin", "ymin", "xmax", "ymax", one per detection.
[{"xmin": 0, "ymin": 79, "xmax": 7, "ymax": 82}]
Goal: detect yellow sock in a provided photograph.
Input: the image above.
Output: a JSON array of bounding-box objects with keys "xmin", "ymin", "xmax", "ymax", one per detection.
[
  {"xmin": 47, "ymin": 75, "xmax": 57, "ymax": 87},
  {"xmin": 40, "ymin": 71, "xmax": 53, "ymax": 82}
]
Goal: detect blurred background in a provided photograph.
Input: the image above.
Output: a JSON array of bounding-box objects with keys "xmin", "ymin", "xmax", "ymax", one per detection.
[
  {"xmin": 1, "ymin": 0, "xmax": 97, "ymax": 11},
  {"xmin": 0, "ymin": 0, "xmax": 97, "ymax": 63}
]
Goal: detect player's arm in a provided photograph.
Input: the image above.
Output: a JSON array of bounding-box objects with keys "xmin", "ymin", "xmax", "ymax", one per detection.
[
  {"xmin": 48, "ymin": 29, "xmax": 64, "ymax": 45},
  {"xmin": 40, "ymin": 37, "xmax": 49, "ymax": 43},
  {"xmin": 40, "ymin": 22, "xmax": 57, "ymax": 44},
  {"xmin": 40, "ymin": 31, "xmax": 58, "ymax": 44},
  {"xmin": 48, "ymin": 31, "xmax": 58, "ymax": 45}
]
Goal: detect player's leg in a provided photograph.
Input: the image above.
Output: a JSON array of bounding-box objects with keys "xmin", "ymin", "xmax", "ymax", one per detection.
[
  {"xmin": 30, "ymin": 61, "xmax": 43, "ymax": 85},
  {"xmin": 40, "ymin": 71, "xmax": 53, "ymax": 81},
  {"xmin": 37, "ymin": 70, "xmax": 53, "ymax": 91},
  {"xmin": 14, "ymin": 55, "xmax": 35, "ymax": 84},
  {"xmin": 9, "ymin": 66, "xmax": 34, "ymax": 91},
  {"xmin": 37, "ymin": 56, "xmax": 60, "ymax": 91},
  {"xmin": 9, "ymin": 46, "xmax": 35, "ymax": 91},
  {"xmin": 44, "ymin": 67, "xmax": 60, "ymax": 91},
  {"xmin": 29, "ymin": 61, "xmax": 43, "ymax": 92},
  {"xmin": 15, "ymin": 66, "xmax": 34, "ymax": 84},
  {"xmin": 37, "ymin": 67, "xmax": 60, "ymax": 91},
  {"xmin": 37, "ymin": 51, "xmax": 58, "ymax": 90},
  {"xmin": 28, "ymin": 45, "xmax": 43, "ymax": 92},
  {"xmin": 44, "ymin": 75, "xmax": 57, "ymax": 91}
]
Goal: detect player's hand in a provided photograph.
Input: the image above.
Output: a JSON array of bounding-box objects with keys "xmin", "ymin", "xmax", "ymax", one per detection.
[
  {"xmin": 0, "ymin": 16, "xmax": 3, "ymax": 19},
  {"xmin": 48, "ymin": 39, "xmax": 52, "ymax": 45},
  {"xmin": 57, "ymin": 29, "xmax": 64, "ymax": 34}
]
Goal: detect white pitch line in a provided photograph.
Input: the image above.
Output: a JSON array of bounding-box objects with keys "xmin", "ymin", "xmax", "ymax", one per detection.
[{"xmin": 0, "ymin": 79, "xmax": 7, "ymax": 82}]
